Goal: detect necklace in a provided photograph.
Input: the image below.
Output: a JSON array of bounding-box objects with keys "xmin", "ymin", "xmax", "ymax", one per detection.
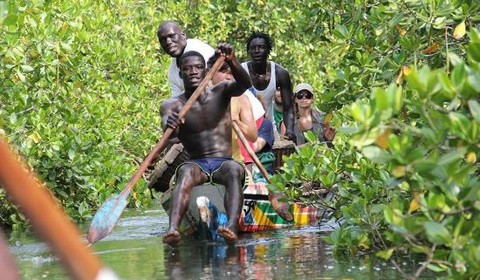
[{"xmin": 249, "ymin": 62, "xmax": 271, "ymax": 84}]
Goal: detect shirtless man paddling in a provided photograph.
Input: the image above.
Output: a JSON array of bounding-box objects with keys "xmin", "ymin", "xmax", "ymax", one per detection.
[{"xmin": 160, "ymin": 43, "xmax": 251, "ymax": 246}]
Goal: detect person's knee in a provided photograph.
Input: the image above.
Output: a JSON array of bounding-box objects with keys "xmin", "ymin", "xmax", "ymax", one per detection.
[
  {"xmin": 223, "ymin": 161, "xmax": 245, "ymax": 178},
  {"xmin": 176, "ymin": 164, "xmax": 201, "ymax": 182}
]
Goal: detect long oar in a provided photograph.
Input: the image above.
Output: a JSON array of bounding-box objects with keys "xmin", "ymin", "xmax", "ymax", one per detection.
[
  {"xmin": 0, "ymin": 139, "xmax": 118, "ymax": 280},
  {"xmin": 87, "ymin": 56, "xmax": 226, "ymax": 244},
  {"xmin": 0, "ymin": 229, "xmax": 19, "ymax": 280},
  {"xmin": 232, "ymin": 121, "xmax": 294, "ymax": 221}
]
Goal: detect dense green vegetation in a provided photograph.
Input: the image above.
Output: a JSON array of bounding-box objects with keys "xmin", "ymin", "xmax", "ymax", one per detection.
[
  {"xmin": 266, "ymin": 1, "xmax": 480, "ymax": 278},
  {"xmin": 1, "ymin": 0, "xmax": 164, "ymax": 228},
  {"xmin": 1, "ymin": 0, "xmax": 479, "ymax": 277}
]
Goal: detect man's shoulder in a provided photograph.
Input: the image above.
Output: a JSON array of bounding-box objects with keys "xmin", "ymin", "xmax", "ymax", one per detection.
[
  {"xmin": 272, "ymin": 62, "xmax": 290, "ymax": 75},
  {"xmin": 235, "ymin": 93, "xmax": 250, "ymax": 103},
  {"xmin": 162, "ymin": 95, "xmax": 184, "ymax": 105}
]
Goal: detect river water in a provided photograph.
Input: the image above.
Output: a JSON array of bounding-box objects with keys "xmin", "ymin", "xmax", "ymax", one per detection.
[{"xmin": 8, "ymin": 207, "xmax": 434, "ymax": 279}]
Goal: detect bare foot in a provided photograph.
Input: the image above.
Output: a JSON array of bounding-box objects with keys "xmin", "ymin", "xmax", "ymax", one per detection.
[
  {"xmin": 270, "ymin": 194, "xmax": 293, "ymax": 222},
  {"xmin": 162, "ymin": 230, "xmax": 181, "ymax": 246},
  {"xmin": 218, "ymin": 227, "xmax": 237, "ymax": 245}
]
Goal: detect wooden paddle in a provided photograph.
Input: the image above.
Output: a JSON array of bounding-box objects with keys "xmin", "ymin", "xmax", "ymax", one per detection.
[
  {"xmin": 0, "ymin": 139, "xmax": 117, "ymax": 280},
  {"xmin": 232, "ymin": 121, "xmax": 294, "ymax": 221},
  {"xmin": 0, "ymin": 229, "xmax": 19, "ymax": 280},
  {"xmin": 87, "ymin": 56, "xmax": 226, "ymax": 244}
]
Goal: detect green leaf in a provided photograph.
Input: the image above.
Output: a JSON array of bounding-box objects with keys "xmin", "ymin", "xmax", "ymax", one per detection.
[
  {"xmin": 372, "ymin": 87, "xmax": 388, "ymax": 110},
  {"xmin": 468, "ymin": 42, "xmax": 480, "ymax": 63},
  {"xmin": 424, "ymin": 221, "xmax": 450, "ymax": 244},
  {"xmin": 438, "ymin": 71, "xmax": 456, "ymax": 98},
  {"xmin": 468, "ymin": 100, "xmax": 480, "ymax": 122},
  {"xmin": 20, "ymin": 65, "xmax": 34, "ymax": 72},
  {"xmin": 451, "ymin": 63, "xmax": 466, "ymax": 91},
  {"xmin": 427, "ymin": 70, "xmax": 442, "ymax": 95},
  {"xmin": 376, "ymin": 248, "xmax": 394, "ymax": 260},
  {"xmin": 16, "ymin": 70, "xmax": 25, "ymax": 83},
  {"xmin": 427, "ymin": 263, "xmax": 448, "ymax": 272},
  {"xmin": 304, "ymin": 130, "xmax": 317, "ymax": 143},
  {"xmin": 406, "ymin": 66, "xmax": 429, "ymax": 96},
  {"xmin": 438, "ymin": 148, "xmax": 466, "ymax": 166},
  {"xmin": 390, "ymin": 84, "xmax": 403, "ymax": 113},
  {"xmin": 9, "ymin": 113, "xmax": 17, "ymax": 124},
  {"xmin": 449, "ymin": 112, "xmax": 471, "ymax": 137},
  {"xmin": 350, "ymin": 102, "xmax": 363, "ymax": 122},
  {"xmin": 68, "ymin": 149, "xmax": 75, "ymax": 160},
  {"xmin": 2, "ymin": 14, "xmax": 18, "ymax": 26},
  {"xmin": 467, "ymin": 69, "xmax": 480, "ymax": 92},
  {"xmin": 447, "ymin": 53, "xmax": 463, "ymax": 67},
  {"xmin": 412, "ymin": 159, "xmax": 437, "ymax": 174},
  {"xmin": 427, "ymin": 193, "xmax": 446, "ymax": 210},
  {"xmin": 384, "ymin": 207, "xmax": 402, "ymax": 225},
  {"xmin": 305, "ymin": 163, "xmax": 315, "ymax": 178},
  {"xmin": 361, "ymin": 146, "xmax": 391, "ymax": 163}
]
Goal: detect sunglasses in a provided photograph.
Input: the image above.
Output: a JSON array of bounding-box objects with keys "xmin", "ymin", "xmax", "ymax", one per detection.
[{"xmin": 295, "ymin": 91, "xmax": 313, "ymax": 100}]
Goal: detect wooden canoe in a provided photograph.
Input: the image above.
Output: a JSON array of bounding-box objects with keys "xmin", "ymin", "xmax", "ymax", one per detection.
[
  {"xmin": 148, "ymin": 142, "xmax": 320, "ymax": 241},
  {"xmin": 159, "ymin": 183, "xmax": 320, "ymax": 240}
]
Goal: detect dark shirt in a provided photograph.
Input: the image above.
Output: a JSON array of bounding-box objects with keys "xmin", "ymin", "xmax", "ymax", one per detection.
[
  {"xmin": 257, "ymin": 118, "xmax": 275, "ymax": 154},
  {"xmin": 256, "ymin": 118, "xmax": 275, "ymax": 175}
]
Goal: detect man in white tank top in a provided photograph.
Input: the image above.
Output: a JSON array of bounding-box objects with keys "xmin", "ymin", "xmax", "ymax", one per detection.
[
  {"xmin": 241, "ymin": 32, "xmax": 296, "ymax": 143},
  {"xmin": 157, "ymin": 20, "xmax": 214, "ymax": 97}
]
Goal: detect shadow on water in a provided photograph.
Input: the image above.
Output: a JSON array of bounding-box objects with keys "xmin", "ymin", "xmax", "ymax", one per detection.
[{"xmin": 8, "ymin": 208, "xmax": 434, "ymax": 279}]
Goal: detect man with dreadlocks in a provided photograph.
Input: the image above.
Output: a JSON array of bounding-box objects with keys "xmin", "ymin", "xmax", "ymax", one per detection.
[
  {"xmin": 241, "ymin": 32, "xmax": 295, "ymax": 142},
  {"xmin": 241, "ymin": 32, "xmax": 295, "ymax": 222}
]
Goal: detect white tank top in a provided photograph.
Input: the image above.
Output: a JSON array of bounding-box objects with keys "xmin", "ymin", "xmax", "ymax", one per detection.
[
  {"xmin": 241, "ymin": 61, "xmax": 277, "ymax": 121},
  {"xmin": 244, "ymin": 89, "xmax": 265, "ymax": 121}
]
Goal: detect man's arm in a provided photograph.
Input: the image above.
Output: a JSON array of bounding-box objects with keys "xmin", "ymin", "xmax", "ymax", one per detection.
[
  {"xmin": 252, "ymin": 137, "xmax": 267, "ymax": 153},
  {"xmin": 218, "ymin": 43, "xmax": 252, "ymax": 96},
  {"xmin": 276, "ymin": 66, "xmax": 296, "ymax": 143},
  {"xmin": 234, "ymin": 95, "xmax": 258, "ymax": 142},
  {"xmin": 253, "ymin": 118, "xmax": 274, "ymax": 152},
  {"xmin": 159, "ymin": 99, "xmax": 182, "ymax": 137}
]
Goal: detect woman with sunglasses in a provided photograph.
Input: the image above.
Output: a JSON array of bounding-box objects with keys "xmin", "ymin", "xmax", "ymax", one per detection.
[{"xmin": 293, "ymin": 83, "xmax": 336, "ymax": 146}]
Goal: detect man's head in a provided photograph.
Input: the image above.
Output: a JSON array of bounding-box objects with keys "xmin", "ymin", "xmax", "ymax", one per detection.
[
  {"xmin": 246, "ymin": 32, "xmax": 273, "ymax": 62},
  {"xmin": 294, "ymin": 83, "xmax": 314, "ymax": 108},
  {"xmin": 207, "ymin": 55, "xmax": 232, "ymax": 85},
  {"xmin": 157, "ymin": 20, "xmax": 187, "ymax": 58},
  {"xmin": 179, "ymin": 51, "xmax": 206, "ymax": 91}
]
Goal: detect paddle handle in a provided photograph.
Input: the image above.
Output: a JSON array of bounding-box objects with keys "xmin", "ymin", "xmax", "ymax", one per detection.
[
  {"xmin": 0, "ymin": 139, "xmax": 107, "ymax": 280},
  {"xmin": 232, "ymin": 121, "xmax": 271, "ymax": 183},
  {"xmin": 123, "ymin": 56, "xmax": 226, "ymax": 194}
]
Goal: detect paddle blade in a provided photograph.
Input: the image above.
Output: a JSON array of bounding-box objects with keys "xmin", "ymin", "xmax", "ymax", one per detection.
[{"xmin": 87, "ymin": 191, "xmax": 130, "ymax": 244}]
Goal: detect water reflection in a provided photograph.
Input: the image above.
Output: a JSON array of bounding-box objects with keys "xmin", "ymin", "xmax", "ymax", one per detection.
[
  {"xmin": 162, "ymin": 226, "xmax": 418, "ymax": 280},
  {"xmin": 9, "ymin": 208, "xmax": 433, "ymax": 279}
]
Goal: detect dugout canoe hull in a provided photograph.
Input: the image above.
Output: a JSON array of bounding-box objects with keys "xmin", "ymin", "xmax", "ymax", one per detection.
[{"xmin": 160, "ymin": 183, "xmax": 319, "ymax": 241}]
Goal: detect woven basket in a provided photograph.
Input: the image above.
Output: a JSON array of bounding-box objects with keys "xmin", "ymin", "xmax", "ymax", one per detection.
[
  {"xmin": 147, "ymin": 143, "xmax": 190, "ymax": 192},
  {"xmin": 272, "ymin": 140, "xmax": 296, "ymax": 171}
]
